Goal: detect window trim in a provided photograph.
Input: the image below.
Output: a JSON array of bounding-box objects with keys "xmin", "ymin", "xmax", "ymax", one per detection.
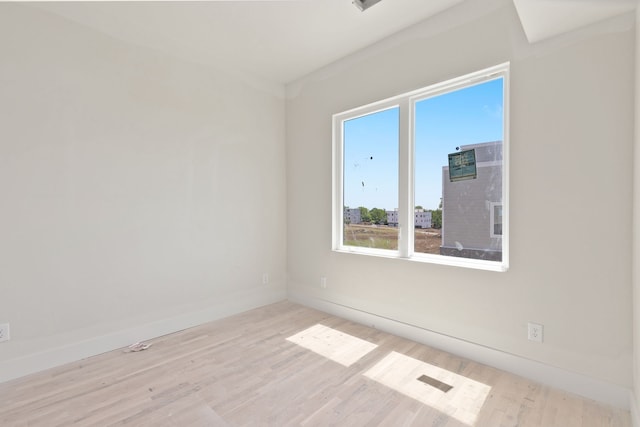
[{"xmin": 332, "ymin": 63, "xmax": 510, "ymax": 272}]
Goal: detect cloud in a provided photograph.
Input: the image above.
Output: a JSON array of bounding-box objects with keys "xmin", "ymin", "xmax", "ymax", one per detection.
[{"xmin": 483, "ymin": 104, "xmax": 503, "ymax": 120}]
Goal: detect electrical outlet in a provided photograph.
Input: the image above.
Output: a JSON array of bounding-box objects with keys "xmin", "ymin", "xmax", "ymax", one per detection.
[
  {"xmin": 527, "ymin": 322, "xmax": 543, "ymax": 343},
  {"xmin": 262, "ymin": 273, "xmax": 269, "ymax": 285},
  {"xmin": 320, "ymin": 277, "xmax": 327, "ymax": 289},
  {"xmin": 0, "ymin": 323, "xmax": 10, "ymax": 343}
]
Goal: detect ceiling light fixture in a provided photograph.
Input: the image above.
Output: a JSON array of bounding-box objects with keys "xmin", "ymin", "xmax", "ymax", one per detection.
[{"xmin": 353, "ymin": 0, "xmax": 383, "ymax": 12}]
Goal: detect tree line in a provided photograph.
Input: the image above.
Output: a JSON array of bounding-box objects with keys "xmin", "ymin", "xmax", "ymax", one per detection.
[{"xmin": 346, "ymin": 206, "xmax": 442, "ymax": 229}]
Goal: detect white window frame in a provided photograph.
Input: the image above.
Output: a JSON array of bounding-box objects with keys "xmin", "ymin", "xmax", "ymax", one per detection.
[{"xmin": 332, "ymin": 63, "xmax": 509, "ymax": 272}]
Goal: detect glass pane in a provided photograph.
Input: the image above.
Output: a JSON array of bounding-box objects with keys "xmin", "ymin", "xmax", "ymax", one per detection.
[
  {"xmin": 343, "ymin": 107, "xmax": 399, "ymax": 250},
  {"xmin": 414, "ymin": 78, "xmax": 504, "ymax": 261}
]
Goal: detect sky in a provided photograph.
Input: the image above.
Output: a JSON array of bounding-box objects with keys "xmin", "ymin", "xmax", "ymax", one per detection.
[{"xmin": 343, "ymin": 77, "xmax": 504, "ymax": 212}]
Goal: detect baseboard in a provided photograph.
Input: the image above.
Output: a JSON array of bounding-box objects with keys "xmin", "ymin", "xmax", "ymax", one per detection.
[
  {"xmin": 631, "ymin": 390, "xmax": 640, "ymax": 427},
  {"xmin": 0, "ymin": 287, "xmax": 287, "ymax": 384},
  {"xmin": 288, "ymin": 289, "xmax": 631, "ymax": 410}
]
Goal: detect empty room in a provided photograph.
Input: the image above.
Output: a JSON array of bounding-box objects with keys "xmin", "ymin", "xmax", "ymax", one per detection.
[{"xmin": 1, "ymin": 0, "xmax": 640, "ymax": 425}]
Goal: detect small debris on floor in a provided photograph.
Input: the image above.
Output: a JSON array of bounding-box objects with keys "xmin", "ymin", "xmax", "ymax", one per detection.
[{"xmin": 124, "ymin": 342, "xmax": 152, "ymax": 353}]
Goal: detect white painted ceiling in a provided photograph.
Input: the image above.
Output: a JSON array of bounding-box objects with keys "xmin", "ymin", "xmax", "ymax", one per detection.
[
  {"xmin": 32, "ymin": 0, "xmax": 637, "ymax": 85},
  {"xmin": 513, "ymin": 0, "xmax": 637, "ymax": 44},
  {"xmin": 34, "ymin": 0, "xmax": 464, "ymax": 84}
]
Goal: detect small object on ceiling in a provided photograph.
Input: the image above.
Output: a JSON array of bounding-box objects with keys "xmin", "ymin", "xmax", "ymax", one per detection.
[{"xmin": 353, "ymin": 0, "xmax": 383, "ymax": 12}]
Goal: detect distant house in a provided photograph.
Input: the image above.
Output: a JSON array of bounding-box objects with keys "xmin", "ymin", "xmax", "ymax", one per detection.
[
  {"xmin": 414, "ymin": 209, "xmax": 432, "ymax": 229},
  {"xmin": 386, "ymin": 209, "xmax": 398, "ymax": 227},
  {"xmin": 440, "ymin": 141, "xmax": 502, "ymax": 261},
  {"xmin": 386, "ymin": 209, "xmax": 432, "ymax": 228},
  {"xmin": 344, "ymin": 208, "xmax": 361, "ymax": 224}
]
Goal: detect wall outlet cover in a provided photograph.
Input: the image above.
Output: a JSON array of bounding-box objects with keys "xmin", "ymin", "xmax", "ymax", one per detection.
[{"xmin": 527, "ymin": 322, "xmax": 543, "ymax": 343}]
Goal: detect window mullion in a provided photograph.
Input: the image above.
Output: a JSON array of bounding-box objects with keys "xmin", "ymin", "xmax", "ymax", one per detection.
[{"xmin": 398, "ymin": 99, "xmax": 412, "ymax": 258}]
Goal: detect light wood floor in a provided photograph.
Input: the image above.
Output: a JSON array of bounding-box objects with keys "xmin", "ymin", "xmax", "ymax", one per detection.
[{"xmin": 0, "ymin": 301, "xmax": 630, "ymax": 426}]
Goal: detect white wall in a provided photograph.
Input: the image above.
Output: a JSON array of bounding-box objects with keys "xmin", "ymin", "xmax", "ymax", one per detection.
[
  {"xmin": 0, "ymin": 4, "xmax": 287, "ymax": 381},
  {"xmin": 286, "ymin": 0, "xmax": 634, "ymax": 401}
]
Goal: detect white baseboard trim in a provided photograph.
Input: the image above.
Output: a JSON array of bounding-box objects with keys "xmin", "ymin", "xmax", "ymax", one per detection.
[
  {"xmin": 631, "ymin": 390, "xmax": 640, "ymax": 427},
  {"xmin": 288, "ymin": 289, "xmax": 631, "ymax": 410},
  {"xmin": 0, "ymin": 287, "xmax": 287, "ymax": 384}
]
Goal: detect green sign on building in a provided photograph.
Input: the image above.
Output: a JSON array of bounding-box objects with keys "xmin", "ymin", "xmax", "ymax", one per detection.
[{"xmin": 448, "ymin": 149, "xmax": 477, "ymax": 182}]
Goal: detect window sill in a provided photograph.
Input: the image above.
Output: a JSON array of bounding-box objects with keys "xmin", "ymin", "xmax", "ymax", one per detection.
[{"xmin": 333, "ymin": 247, "xmax": 508, "ymax": 272}]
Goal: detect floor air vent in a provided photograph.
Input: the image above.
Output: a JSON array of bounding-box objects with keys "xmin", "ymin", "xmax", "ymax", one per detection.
[{"xmin": 417, "ymin": 374, "xmax": 453, "ymax": 393}]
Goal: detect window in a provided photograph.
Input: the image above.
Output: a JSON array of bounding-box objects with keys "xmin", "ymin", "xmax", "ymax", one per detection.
[
  {"xmin": 490, "ymin": 202, "xmax": 503, "ymax": 238},
  {"xmin": 342, "ymin": 107, "xmax": 399, "ymax": 250},
  {"xmin": 333, "ymin": 63, "xmax": 509, "ymax": 271}
]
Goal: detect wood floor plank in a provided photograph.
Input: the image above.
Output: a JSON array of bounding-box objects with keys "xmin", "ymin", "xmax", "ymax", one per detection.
[{"xmin": 0, "ymin": 301, "xmax": 631, "ymax": 426}]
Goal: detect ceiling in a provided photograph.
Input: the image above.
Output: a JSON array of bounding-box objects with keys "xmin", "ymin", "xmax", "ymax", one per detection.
[
  {"xmin": 32, "ymin": 0, "xmax": 637, "ymax": 85},
  {"xmin": 513, "ymin": 0, "xmax": 637, "ymax": 44}
]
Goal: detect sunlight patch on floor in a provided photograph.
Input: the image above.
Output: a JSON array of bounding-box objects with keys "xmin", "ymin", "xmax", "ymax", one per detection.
[
  {"xmin": 364, "ymin": 351, "xmax": 491, "ymax": 426},
  {"xmin": 286, "ymin": 324, "xmax": 377, "ymax": 367}
]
